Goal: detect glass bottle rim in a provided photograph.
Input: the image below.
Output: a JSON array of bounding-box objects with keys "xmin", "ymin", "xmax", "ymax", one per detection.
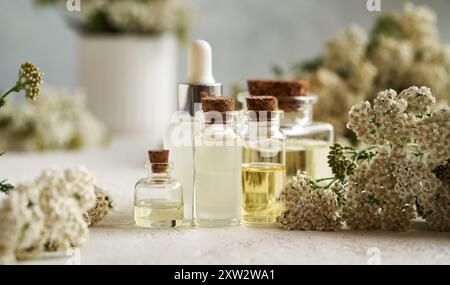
[
  {"xmin": 145, "ymin": 161, "xmax": 174, "ymax": 172},
  {"xmin": 241, "ymin": 110, "xmax": 284, "ymax": 122},
  {"xmin": 196, "ymin": 110, "xmax": 239, "ymax": 124},
  {"xmin": 276, "ymin": 94, "xmax": 318, "ymax": 105}
]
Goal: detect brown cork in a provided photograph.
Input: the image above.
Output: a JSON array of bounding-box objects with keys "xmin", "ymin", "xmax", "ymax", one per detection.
[
  {"xmin": 201, "ymin": 96, "xmax": 235, "ymax": 124},
  {"xmin": 201, "ymin": 96, "xmax": 235, "ymax": 112},
  {"xmin": 278, "ymin": 102, "xmax": 300, "ymax": 112},
  {"xmin": 246, "ymin": 96, "xmax": 278, "ymax": 111},
  {"xmin": 148, "ymin": 150, "xmax": 169, "ymax": 173},
  {"xmin": 247, "ymin": 80, "xmax": 309, "ymax": 97},
  {"xmin": 246, "ymin": 96, "xmax": 279, "ymax": 121}
]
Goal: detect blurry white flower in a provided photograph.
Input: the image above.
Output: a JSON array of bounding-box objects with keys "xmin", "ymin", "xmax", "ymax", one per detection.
[
  {"xmin": 0, "ymin": 87, "xmax": 108, "ymax": 151},
  {"xmin": 0, "ymin": 167, "xmax": 100, "ymax": 263}
]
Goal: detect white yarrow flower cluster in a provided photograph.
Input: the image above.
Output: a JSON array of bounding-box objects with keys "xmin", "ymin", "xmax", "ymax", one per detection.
[
  {"xmin": 77, "ymin": 0, "xmax": 192, "ymax": 41},
  {"xmin": 0, "ymin": 87, "xmax": 108, "ymax": 151},
  {"xmin": 347, "ymin": 87, "xmax": 435, "ymax": 148},
  {"xmin": 278, "ymin": 173, "xmax": 343, "ymax": 231},
  {"xmin": 343, "ymin": 149, "xmax": 438, "ymax": 231},
  {"xmin": 0, "ymin": 167, "xmax": 98, "ymax": 264},
  {"xmin": 83, "ymin": 187, "xmax": 114, "ymax": 227},
  {"xmin": 347, "ymin": 86, "xmax": 449, "ymax": 231},
  {"xmin": 293, "ymin": 3, "xmax": 450, "ymax": 139},
  {"xmin": 415, "ymin": 107, "xmax": 450, "ymax": 166}
]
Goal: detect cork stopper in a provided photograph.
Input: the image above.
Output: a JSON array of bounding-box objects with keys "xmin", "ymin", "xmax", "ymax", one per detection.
[
  {"xmin": 201, "ymin": 96, "xmax": 235, "ymax": 112},
  {"xmin": 247, "ymin": 80, "xmax": 309, "ymax": 97},
  {"xmin": 148, "ymin": 149, "xmax": 169, "ymax": 173},
  {"xmin": 246, "ymin": 96, "xmax": 278, "ymax": 111},
  {"xmin": 246, "ymin": 96, "xmax": 279, "ymax": 121},
  {"xmin": 201, "ymin": 96, "xmax": 235, "ymax": 124}
]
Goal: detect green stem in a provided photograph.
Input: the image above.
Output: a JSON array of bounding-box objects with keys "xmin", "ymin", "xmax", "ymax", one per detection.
[
  {"xmin": 323, "ymin": 178, "xmax": 338, "ymax": 189},
  {"xmin": 315, "ymin": 177, "xmax": 336, "ymax": 183},
  {"xmin": 1, "ymin": 85, "xmax": 19, "ymax": 100}
]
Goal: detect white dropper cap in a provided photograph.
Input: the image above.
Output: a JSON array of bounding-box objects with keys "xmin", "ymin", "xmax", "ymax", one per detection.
[{"xmin": 187, "ymin": 40, "xmax": 216, "ymax": 85}]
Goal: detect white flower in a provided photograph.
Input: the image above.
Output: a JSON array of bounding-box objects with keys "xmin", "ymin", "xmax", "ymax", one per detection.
[
  {"xmin": 84, "ymin": 187, "xmax": 114, "ymax": 227},
  {"xmin": 400, "ymin": 3, "xmax": 438, "ymax": 41},
  {"xmin": 323, "ymin": 25, "xmax": 368, "ymax": 78},
  {"xmin": 0, "ymin": 87, "xmax": 108, "ymax": 151},
  {"xmin": 415, "ymin": 107, "xmax": 450, "ymax": 166},
  {"xmin": 0, "ymin": 167, "xmax": 99, "ymax": 263},
  {"xmin": 347, "ymin": 101, "xmax": 379, "ymax": 145},
  {"xmin": 343, "ymin": 150, "xmax": 432, "ymax": 231},
  {"xmin": 398, "ymin": 86, "xmax": 435, "ymax": 113},
  {"xmin": 278, "ymin": 173, "xmax": 343, "ymax": 231}
]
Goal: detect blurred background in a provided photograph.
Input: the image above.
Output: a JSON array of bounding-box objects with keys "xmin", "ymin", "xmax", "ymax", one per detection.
[
  {"xmin": 0, "ymin": 0, "xmax": 449, "ymax": 150},
  {"xmin": 1, "ymin": 0, "xmax": 449, "ymax": 89}
]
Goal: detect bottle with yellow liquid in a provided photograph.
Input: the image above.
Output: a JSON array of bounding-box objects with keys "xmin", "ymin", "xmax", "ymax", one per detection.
[
  {"xmin": 278, "ymin": 95, "xmax": 334, "ymax": 180},
  {"xmin": 134, "ymin": 150, "xmax": 184, "ymax": 228},
  {"xmin": 241, "ymin": 96, "xmax": 286, "ymax": 224}
]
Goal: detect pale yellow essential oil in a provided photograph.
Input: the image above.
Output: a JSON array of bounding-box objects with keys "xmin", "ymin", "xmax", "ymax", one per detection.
[
  {"xmin": 241, "ymin": 162, "xmax": 285, "ymax": 224},
  {"xmin": 285, "ymin": 139, "xmax": 331, "ymax": 180},
  {"xmin": 134, "ymin": 199, "xmax": 184, "ymax": 228},
  {"xmin": 193, "ymin": 134, "xmax": 242, "ymax": 227}
]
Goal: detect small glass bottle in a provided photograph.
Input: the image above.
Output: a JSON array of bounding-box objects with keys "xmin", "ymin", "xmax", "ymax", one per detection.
[
  {"xmin": 278, "ymin": 95, "xmax": 334, "ymax": 180},
  {"xmin": 193, "ymin": 97, "xmax": 241, "ymax": 227},
  {"xmin": 241, "ymin": 96, "xmax": 286, "ymax": 224},
  {"xmin": 134, "ymin": 150, "xmax": 184, "ymax": 228}
]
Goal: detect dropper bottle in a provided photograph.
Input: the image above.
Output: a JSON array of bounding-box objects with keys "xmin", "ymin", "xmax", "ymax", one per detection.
[{"xmin": 164, "ymin": 40, "xmax": 222, "ymax": 222}]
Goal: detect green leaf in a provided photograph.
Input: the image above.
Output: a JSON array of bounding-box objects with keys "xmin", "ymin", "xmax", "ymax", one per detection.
[
  {"xmin": 270, "ymin": 65, "xmax": 285, "ymax": 79},
  {"xmin": 0, "ymin": 180, "xmax": 14, "ymax": 194},
  {"xmin": 298, "ymin": 57, "xmax": 323, "ymax": 73}
]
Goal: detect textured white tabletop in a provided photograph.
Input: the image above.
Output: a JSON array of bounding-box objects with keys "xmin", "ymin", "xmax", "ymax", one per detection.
[{"xmin": 2, "ymin": 135, "xmax": 449, "ymax": 265}]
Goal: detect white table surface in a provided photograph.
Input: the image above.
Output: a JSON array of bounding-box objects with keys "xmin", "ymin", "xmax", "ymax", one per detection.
[{"xmin": 2, "ymin": 135, "xmax": 449, "ymax": 265}]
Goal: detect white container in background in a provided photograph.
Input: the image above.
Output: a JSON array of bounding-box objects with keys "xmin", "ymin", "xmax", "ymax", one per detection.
[{"xmin": 79, "ymin": 35, "xmax": 177, "ymax": 147}]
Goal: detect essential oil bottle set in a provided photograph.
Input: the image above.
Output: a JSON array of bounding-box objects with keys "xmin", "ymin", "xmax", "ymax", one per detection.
[{"xmin": 134, "ymin": 40, "xmax": 333, "ymax": 228}]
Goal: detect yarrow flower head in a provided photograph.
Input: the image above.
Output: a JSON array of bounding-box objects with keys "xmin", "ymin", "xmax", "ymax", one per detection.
[
  {"xmin": 342, "ymin": 149, "xmax": 435, "ymax": 231},
  {"xmin": 0, "ymin": 167, "xmax": 111, "ymax": 263},
  {"xmin": 18, "ymin": 62, "xmax": 43, "ymax": 101},
  {"xmin": 278, "ymin": 172, "xmax": 343, "ymax": 231},
  {"xmin": 0, "ymin": 87, "xmax": 108, "ymax": 151},
  {"xmin": 83, "ymin": 187, "xmax": 114, "ymax": 227},
  {"xmin": 347, "ymin": 87, "xmax": 435, "ymax": 148},
  {"xmin": 0, "ymin": 62, "xmax": 43, "ymax": 109},
  {"xmin": 415, "ymin": 107, "xmax": 450, "ymax": 166},
  {"xmin": 282, "ymin": 3, "xmax": 450, "ymax": 140},
  {"xmin": 433, "ymin": 160, "xmax": 449, "ymax": 186},
  {"xmin": 327, "ymin": 143, "xmax": 356, "ymax": 181},
  {"xmin": 398, "ymin": 86, "xmax": 435, "ymax": 114}
]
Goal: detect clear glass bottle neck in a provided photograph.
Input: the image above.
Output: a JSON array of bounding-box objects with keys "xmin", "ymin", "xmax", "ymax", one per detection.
[
  {"xmin": 278, "ymin": 95, "xmax": 317, "ymax": 126},
  {"xmin": 149, "ymin": 172, "xmax": 170, "ymax": 179},
  {"xmin": 282, "ymin": 104, "xmax": 314, "ymax": 125},
  {"xmin": 147, "ymin": 163, "xmax": 172, "ymax": 179},
  {"xmin": 196, "ymin": 111, "xmax": 238, "ymax": 129},
  {"xmin": 243, "ymin": 110, "xmax": 282, "ymax": 127},
  {"xmin": 247, "ymin": 119, "xmax": 281, "ymax": 128}
]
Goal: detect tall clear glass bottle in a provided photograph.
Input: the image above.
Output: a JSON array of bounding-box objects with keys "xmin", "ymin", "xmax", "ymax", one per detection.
[
  {"xmin": 134, "ymin": 150, "xmax": 184, "ymax": 228},
  {"xmin": 193, "ymin": 97, "xmax": 241, "ymax": 227},
  {"xmin": 241, "ymin": 96, "xmax": 286, "ymax": 224},
  {"xmin": 278, "ymin": 95, "xmax": 334, "ymax": 180},
  {"xmin": 164, "ymin": 39, "xmax": 223, "ymax": 222}
]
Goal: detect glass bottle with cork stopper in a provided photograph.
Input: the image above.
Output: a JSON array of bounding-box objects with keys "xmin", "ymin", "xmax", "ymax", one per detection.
[
  {"xmin": 248, "ymin": 80, "xmax": 333, "ymax": 181},
  {"xmin": 134, "ymin": 150, "xmax": 184, "ymax": 228},
  {"xmin": 193, "ymin": 96, "xmax": 242, "ymax": 227},
  {"xmin": 240, "ymin": 96, "xmax": 286, "ymax": 224}
]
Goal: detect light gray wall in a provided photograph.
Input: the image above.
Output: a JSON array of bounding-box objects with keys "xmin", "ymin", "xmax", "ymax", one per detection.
[{"xmin": 1, "ymin": 0, "xmax": 450, "ymax": 93}]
